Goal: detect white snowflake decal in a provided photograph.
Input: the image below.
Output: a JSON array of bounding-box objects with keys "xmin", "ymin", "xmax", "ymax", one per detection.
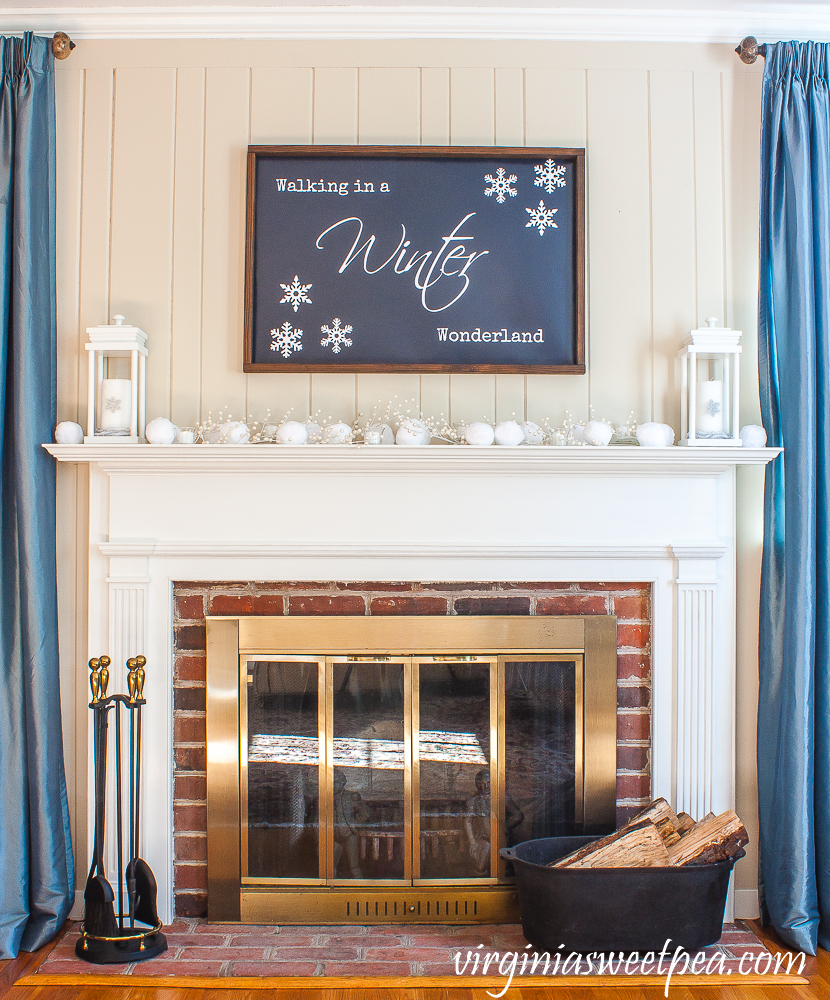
[
  {"xmin": 279, "ymin": 275, "xmax": 313, "ymax": 313},
  {"xmin": 104, "ymin": 396, "xmax": 122, "ymax": 413},
  {"xmin": 270, "ymin": 321, "xmax": 304, "ymax": 359},
  {"xmin": 320, "ymin": 318, "xmax": 353, "ymax": 354},
  {"xmin": 525, "ymin": 199, "xmax": 558, "ymax": 236},
  {"xmin": 534, "ymin": 159, "xmax": 567, "ymax": 194},
  {"xmin": 484, "ymin": 167, "xmax": 518, "ymax": 204}
]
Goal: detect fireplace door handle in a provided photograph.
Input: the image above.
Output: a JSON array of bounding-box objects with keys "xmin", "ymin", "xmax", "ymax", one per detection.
[
  {"xmin": 346, "ymin": 655, "xmax": 391, "ymax": 661},
  {"xmin": 431, "ymin": 655, "xmax": 479, "ymax": 661}
]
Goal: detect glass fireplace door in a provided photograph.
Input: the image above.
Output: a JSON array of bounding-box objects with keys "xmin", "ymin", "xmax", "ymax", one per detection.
[
  {"xmin": 414, "ymin": 657, "xmax": 497, "ymax": 883},
  {"xmin": 327, "ymin": 657, "xmax": 411, "ymax": 884},
  {"xmin": 242, "ymin": 657, "xmax": 325, "ymax": 883}
]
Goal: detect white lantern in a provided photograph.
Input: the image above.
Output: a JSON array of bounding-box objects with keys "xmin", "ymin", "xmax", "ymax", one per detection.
[
  {"xmin": 678, "ymin": 317, "xmax": 741, "ymax": 447},
  {"xmin": 84, "ymin": 315, "xmax": 147, "ymax": 444}
]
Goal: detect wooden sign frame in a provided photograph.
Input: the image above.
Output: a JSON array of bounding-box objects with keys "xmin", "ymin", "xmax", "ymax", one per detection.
[{"xmin": 244, "ymin": 145, "xmax": 585, "ymax": 374}]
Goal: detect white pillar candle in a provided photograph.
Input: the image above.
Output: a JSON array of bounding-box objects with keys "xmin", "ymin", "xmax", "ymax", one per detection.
[
  {"xmin": 696, "ymin": 380, "xmax": 724, "ymax": 436},
  {"xmin": 99, "ymin": 377, "xmax": 132, "ymax": 430}
]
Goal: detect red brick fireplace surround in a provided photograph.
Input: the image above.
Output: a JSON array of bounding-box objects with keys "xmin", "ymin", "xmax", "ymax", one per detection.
[{"xmin": 171, "ymin": 580, "xmax": 651, "ymax": 919}]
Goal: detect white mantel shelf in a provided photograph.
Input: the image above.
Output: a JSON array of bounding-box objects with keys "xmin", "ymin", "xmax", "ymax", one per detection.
[{"xmin": 45, "ymin": 443, "xmax": 779, "ymax": 476}]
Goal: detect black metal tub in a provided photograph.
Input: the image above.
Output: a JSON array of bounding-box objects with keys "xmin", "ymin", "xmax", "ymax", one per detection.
[{"xmin": 500, "ymin": 836, "xmax": 744, "ymax": 953}]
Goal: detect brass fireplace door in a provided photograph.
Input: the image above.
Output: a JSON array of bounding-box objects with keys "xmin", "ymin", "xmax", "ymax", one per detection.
[{"xmin": 206, "ymin": 616, "xmax": 616, "ymax": 924}]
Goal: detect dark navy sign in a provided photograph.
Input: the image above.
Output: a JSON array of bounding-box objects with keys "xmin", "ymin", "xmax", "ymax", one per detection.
[{"xmin": 244, "ymin": 146, "xmax": 585, "ymax": 373}]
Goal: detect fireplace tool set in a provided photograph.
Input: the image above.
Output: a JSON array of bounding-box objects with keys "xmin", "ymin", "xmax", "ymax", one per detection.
[{"xmin": 76, "ymin": 655, "xmax": 168, "ymax": 963}]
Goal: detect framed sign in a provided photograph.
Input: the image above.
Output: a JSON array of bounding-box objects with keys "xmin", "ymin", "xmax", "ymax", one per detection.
[{"xmin": 244, "ymin": 145, "xmax": 585, "ymax": 374}]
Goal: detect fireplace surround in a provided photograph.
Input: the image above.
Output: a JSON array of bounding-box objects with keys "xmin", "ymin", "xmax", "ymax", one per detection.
[
  {"xmin": 46, "ymin": 443, "xmax": 779, "ymax": 924},
  {"xmin": 205, "ymin": 613, "xmax": 618, "ymax": 923}
]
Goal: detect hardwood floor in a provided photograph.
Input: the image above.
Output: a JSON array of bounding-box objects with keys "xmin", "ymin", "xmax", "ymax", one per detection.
[{"xmin": 1, "ymin": 922, "xmax": 827, "ymax": 1000}]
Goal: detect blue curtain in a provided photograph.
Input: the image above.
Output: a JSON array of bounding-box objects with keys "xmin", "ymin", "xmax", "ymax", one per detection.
[
  {"xmin": 0, "ymin": 33, "xmax": 74, "ymax": 958},
  {"xmin": 758, "ymin": 41, "xmax": 830, "ymax": 956}
]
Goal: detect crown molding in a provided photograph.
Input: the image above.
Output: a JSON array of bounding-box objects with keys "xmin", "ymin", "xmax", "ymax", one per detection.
[{"xmin": 2, "ymin": 5, "xmax": 829, "ymax": 42}]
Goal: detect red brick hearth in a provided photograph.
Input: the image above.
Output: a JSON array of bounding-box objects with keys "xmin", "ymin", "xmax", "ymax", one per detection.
[{"xmin": 171, "ymin": 581, "xmax": 652, "ymax": 918}]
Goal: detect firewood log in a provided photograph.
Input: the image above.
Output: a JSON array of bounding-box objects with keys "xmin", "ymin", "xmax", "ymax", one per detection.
[
  {"xmin": 667, "ymin": 810, "xmax": 748, "ymax": 866},
  {"xmin": 550, "ymin": 819, "xmax": 671, "ymax": 869},
  {"xmin": 626, "ymin": 797, "xmax": 682, "ymax": 847},
  {"xmin": 675, "ymin": 812, "xmax": 695, "ymax": 835}
]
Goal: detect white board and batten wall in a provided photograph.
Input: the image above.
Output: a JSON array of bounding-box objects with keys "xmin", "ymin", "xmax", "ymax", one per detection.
[{"xmin": 53, "ymin": 39, "xmax": 765, "ymax": 914}]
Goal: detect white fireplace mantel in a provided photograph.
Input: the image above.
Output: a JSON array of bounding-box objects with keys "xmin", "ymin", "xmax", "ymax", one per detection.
[{"xmin": 47, "ymin": 443, "xmax": 779, "ymax": 924}]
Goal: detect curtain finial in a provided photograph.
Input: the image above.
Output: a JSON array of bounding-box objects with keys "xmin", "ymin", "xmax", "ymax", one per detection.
[
  {"xmin": 52, "ymin": 32, "xmax": 75, "ymax": 60},
  {"xmin": 735, "ymin": 36, "xmax": 766, "ymax": 64}
]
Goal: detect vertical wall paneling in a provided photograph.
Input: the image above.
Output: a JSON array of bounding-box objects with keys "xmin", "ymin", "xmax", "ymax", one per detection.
[
  {"xmin": 77, "ymin": 68, "xmax": 114, "ymax": 430},
  {"xmin": 170, "ymin": 68, "xmax": 206, "ymax": 427},
  {"xmin": 586, "ymin": 70, "xmax": 652, "ymax": 425},
  {"xmin": 109, "ymin": 68, "xmax": 177, "ymax": 423},
  {"xmin": 493, "ymin": 68, "xmax": 526, "ymax": 421},
  {"xmin": 247, "ymin": 67, "xmax": 314, "ymax": 422},
  {"xmin": 449, "ymin": 68, "xmax": 494, "ymax": 146},
  {"xmin": 419, "ymin": 373, "xmax": 451, "ymax": 425},
  {"xmin": 420, "ymin": 67, "xmax": 450, "ymax": 145},
  {"xmin": 495, "ymin": 374, "xmax": 526, "ymax": 423},
  {"xmin": 693, "ymin": 71, "xmax": 727, "ymax": 327},
  {"xmin": 731, "ymin": 65, "xmax": 764, "ymax": 901},
  {"xmin": 649, "ymin": 71, "xmax": 696, "ymax": 427},
  {"xmin": 55, "ymin": 69, "xmax": 84, "ymax": 863},
  {"xmin": 200, "ymin": 68, "xmax": 250, "ymax": 421},
  {"xmin": 314, "ymin": 67, "xmax": 358, "ymax": 144},
  {"xmin": 448, "ymin": 373, "xmax": 496, "ymax": 424},
  {"xmin": 525, "ymin": 67, "xmax": 589, "ymax": 424},
  {"xmin": 310, "ymin": 68, "xmax": 359, "ymax": 420},
  {"xmin": 56, "ymin": 69, "xmax": 84, "ymax": 422},
  {"xmin": 495, "ymin": 67, "xmax": 524, "ymax": 147},
  {"xmin": 358, "ymin": 67, "xmax": 420, "ymax": 144}
]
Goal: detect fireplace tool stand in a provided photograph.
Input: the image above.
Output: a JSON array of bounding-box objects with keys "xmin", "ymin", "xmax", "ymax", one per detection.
[{"xmin": 76, "ymin": 655, "xmax": 168, "ymax": 963}]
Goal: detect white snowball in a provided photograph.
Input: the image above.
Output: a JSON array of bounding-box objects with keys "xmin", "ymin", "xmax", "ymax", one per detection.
[
  {"xmin": 521, "ymin": 420, "xmax": 545, "ymax": 445},
  {"xmin": 636, "ymin": 421, "xmax": 675, "ymax": 448},
  {"xmin": 571, "ymin": 424, "xmax": 585, "ymax": 444},
  {"xmin": 465, "ymin": 421, "xmax": 495, "ymax": 447},
  {"xmin": 275, "ymin": 419, "xmax": 308, "ymax": 445},
  {"xmin": 323, "ymin": 421, "xmax": 353, "ymax": 444},
  {"xmin": 145, "ymin": 416, "xmax": 178, "ymax": 445},
  {"xmin": 494, "ymin": 420, "xmax": 524, "ymax": 446},
  {"xmin": 54, "ymin": 420, "xmax": 84, "ymax": 445},
  {"xmin": 740, "ymin": 424, "xmax": 767, "ymax": 448},
  {"xmin": 395, "ymin": 418, "xmax": 431, "ymax": 446},
  {"xmin": 583, "ymin": 420, "xmax": 613, "ymax": 447}
]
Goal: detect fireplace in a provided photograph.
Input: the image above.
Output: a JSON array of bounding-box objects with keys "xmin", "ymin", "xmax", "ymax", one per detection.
[
  {"xmin": 45, "ymin": 442, "xmax": 778, "ymax": 923},
  {"xmin": 206, "ymin": 614, "xmax": 617, "ymax": 923}
]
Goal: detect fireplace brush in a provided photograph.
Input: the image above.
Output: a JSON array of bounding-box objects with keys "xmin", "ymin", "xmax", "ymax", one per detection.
[{"xmin": 76, "ymin": 655, "xmax": 168, "ymax": 964}]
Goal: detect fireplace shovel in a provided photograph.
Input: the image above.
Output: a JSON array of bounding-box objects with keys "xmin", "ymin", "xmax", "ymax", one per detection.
[
  {"xmin": 83, "ymin": 658, "xmax": 118, "ymax": 938},
  {"xmin": 125, "ymin": 657, "xmax": 160, "ymax": 929}
]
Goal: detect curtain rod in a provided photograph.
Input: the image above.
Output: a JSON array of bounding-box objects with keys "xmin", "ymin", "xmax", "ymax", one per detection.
[
  {"xmin": 736, "ymin": 36, "xmax": 766, "ymax": 64},
  {"xmin": 52, "ymin": 31, "xmax": 74, "ymax": 59}
]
